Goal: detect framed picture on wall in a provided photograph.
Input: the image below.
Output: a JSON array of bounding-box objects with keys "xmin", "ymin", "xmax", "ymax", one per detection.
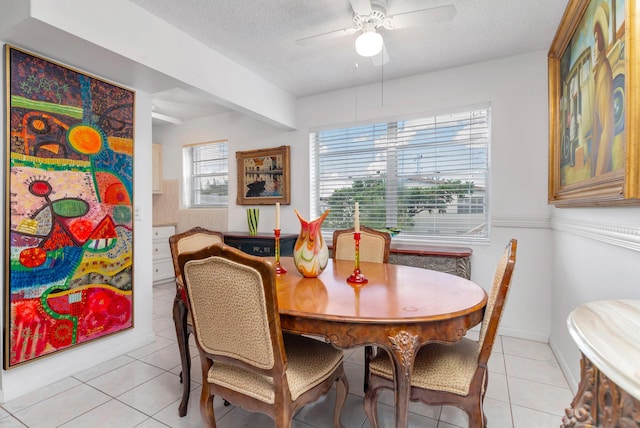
[
  {"xmin": 548, "ymin": 0, "xmax": 640, "ymax": 206},
  {"xmin": 236, "ymin": 145, "xmax": 290, "ymax": 205},
  {"xmin": 4, "ymin": 45, "xmax": 135, "ymax": 368}
]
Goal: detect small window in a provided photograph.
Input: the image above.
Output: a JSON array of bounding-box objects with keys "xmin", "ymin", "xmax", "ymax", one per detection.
[
  {"xmin": 310, "ymin": 106, "xmax": 490, "ymax": 242},
  {"xmin": 183, "ymin": 140, "xmax": 228, "ymax": 207}
]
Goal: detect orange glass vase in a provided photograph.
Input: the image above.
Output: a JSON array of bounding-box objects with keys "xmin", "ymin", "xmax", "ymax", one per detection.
[{"xmin": 293, "ymin": 210, "xmax": 329, "ymax": 278}]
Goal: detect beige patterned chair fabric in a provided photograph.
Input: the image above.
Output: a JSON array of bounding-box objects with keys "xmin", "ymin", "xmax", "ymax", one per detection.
[
  {"xmin": 179, "ymin": 243, "xmax": 349, "ymax": 427},
  {"xmin": 333, "ymin": 225, "xmax": 391, "ymax": 264},
  {"xmin": 369, "ymin": 337, "xmax": 479, "ymax": 395},
  {"xmin": 184, "ymin": 256, "xmax": 274, "ymax": 369},
  {"xmin": 477, "ymin": 248, "xmax": 510, "ymax": 349},
  {"xmin": 364, "ymin": 239, "xmax": 517, "ymax": 428},
  {"xmin": 177, "ymin": 232, "xmax": 224, "ymax": 253},
  {"xmin": 208, "ymin": 333, "xmax": 344, "ymax": 403}
]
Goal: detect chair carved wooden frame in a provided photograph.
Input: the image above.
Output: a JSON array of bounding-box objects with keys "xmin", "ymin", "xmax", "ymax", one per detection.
[
  {"xmin": 178, "ymin": 243, "xmax": 349, "ymax": 427},
  {"xmin": 169, "ymin": 227, "xmax": 224, "ymax": 417},
  {"xmin": 333, "ymin": 225, "xmax": 391, "ymax": 392},
  {"xmin": 363, "ymin": 239, "xmax": 517, "ymax": 428}
]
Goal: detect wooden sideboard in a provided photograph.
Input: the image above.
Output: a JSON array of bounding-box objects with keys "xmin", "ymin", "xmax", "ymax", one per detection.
[
  {"xmin": 562, "ymin": 300, "xmax": 640, "ymax": 428},
  {"xmin": 224, "ymin": 232, "xmax": 297, "ymax": 257},
  {"xmin": 388, "ymin": 246, "xmax": 472, "ymax": 279},
  {"xmin": 225, "ymin": 232, "xmax": 472, "ymax": 279},
  {"xmin": 327, "ymin": 242, "xmax": 472, "ymax": 279}
]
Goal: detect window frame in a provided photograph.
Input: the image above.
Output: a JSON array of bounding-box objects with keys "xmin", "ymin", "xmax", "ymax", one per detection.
[
  {"xmin": 182, "ymin": 139, "xmax": 229, "ymax": 208},
  {"xmin": 309, "ymin": 104, "xmax": 491, "ymax": 245}
]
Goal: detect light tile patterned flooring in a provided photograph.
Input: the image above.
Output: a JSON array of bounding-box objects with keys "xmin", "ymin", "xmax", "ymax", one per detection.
[{"xmin": 0, "ymin": 281, "xmax": 574, "ymax": 427}]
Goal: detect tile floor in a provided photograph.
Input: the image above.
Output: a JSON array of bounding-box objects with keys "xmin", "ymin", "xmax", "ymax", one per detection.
[{"xmin": 0, "ymin": 281, "xmax": 574, "ymax": 427}]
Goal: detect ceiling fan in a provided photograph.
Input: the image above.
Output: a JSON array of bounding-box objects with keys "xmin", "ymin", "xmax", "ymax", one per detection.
[{"xmin": 296, "ymin": 0, "xmax": 456, "ymax": 65}]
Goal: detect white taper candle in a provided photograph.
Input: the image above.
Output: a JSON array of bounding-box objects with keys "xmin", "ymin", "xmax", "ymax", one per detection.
[
  {"xmin": 354, "ymin": 202, "xmax": 360, "ymax": 233},
  {"xmin": 275, "ymin": 202, "xmax": 280, "ymax": 229}
]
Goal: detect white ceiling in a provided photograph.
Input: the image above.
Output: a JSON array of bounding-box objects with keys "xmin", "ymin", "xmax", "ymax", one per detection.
[{"xmin": 129, "ymin": 0, "xmax": 570, "ymax": 125}]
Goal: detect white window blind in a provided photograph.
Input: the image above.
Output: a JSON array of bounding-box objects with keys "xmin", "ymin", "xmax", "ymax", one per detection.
[
  {"xmin": 184, "ymin": 140, "xmax": 228, "ymax": 207},
  {"xmin": 310, "ymin": 106, "xmax": 490, "ymax": 242}
]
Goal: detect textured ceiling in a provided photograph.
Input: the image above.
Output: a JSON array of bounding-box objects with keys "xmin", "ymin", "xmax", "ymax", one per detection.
[{"xmin": 130, "ymin": 0, "xmax": 570, "ymax": 123}]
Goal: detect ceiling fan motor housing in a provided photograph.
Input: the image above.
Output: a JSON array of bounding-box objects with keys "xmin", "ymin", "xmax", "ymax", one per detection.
[{"xmin": 353, "ymin": 9, "xmax": 387, "ymax": 29}]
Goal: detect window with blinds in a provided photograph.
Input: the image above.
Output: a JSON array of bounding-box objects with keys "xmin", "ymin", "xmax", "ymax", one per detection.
[
  {"xmin": 310, "ymin": 106, "xmax": 490, "ymax": 242},
  {"xmin": 183, "ymin": 140, "xmax": 228, "ymax": 207}
]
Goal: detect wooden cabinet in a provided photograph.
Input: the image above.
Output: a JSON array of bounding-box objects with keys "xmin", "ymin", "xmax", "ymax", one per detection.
[
  {"xmin": 224, "ymin": 232, "xmax": 297, "ymax": 257},
  {"xmin": 152, "ymin": 225, "xmax": 175, "ymax": 284},
  {"xmin": 388, "ymin": 246, "xmax": 472, "ymax": 279},
  {"xmin": 152, "ymin": 143, "xmax": 163, "ymax": 194}
]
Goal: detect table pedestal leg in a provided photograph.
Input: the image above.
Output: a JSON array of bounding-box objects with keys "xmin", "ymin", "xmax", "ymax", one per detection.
[{"xmin": 388, "ymin": 331, "xmax": 420, "ymax": 428}]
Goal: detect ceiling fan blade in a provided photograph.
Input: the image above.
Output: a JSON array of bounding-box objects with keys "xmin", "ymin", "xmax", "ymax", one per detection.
[
  {"xmin": 371, "ymin": 43, "xmax": 390, "ymax": 66},
  {"xmin": 386, "ymin": 5, "xmax": 456, "ymax": 29},
  {"xmin": 350, "ymin": 0, "xmax": 372, "ymax": 16},
  {"xmin": 296, "ymin": 27, "xmax": 358, "ymax": 45}
]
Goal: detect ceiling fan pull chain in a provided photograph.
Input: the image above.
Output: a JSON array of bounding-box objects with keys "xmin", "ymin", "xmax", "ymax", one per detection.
[{"xmin": 381, "ymin": 61, "xmax": 384, "ymax": 107}]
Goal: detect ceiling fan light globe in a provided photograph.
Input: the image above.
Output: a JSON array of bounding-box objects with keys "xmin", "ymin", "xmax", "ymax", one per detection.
[{"xmin": 355, "ymin": 31, "xmax": 383, "ymax": 57}]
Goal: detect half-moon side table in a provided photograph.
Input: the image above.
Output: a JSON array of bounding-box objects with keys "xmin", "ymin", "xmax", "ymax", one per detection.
[{"xmin": 562, "ymin": 300, "xmax": 640, "ymax": 427}]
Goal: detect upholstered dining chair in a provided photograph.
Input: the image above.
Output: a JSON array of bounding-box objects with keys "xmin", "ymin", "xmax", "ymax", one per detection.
[
  {"xmin": 178, "ymin": 243, "xmax": 349, "ymax": 428},
  {"xmin": 333, "ymin": 225, "xmax": 391, "ymax": 392},
  {"xmin": 168, "ymin": 227, "xmax": 224, "ymax": 417},
  {"xmin": 363, "ymin": 238, "xmax": 517, "ymax": 428},
  {"xmin": 332, "ymin": 225, "xmax": 391, "ymax": 264}
]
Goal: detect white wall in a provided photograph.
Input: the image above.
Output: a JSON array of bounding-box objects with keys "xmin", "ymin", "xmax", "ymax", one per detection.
[
  {"xmin": 549, "ymin": 208, "xmax": 640, "ymax": 390},
  {"xmin": 155, "ymin": 51, "xmax": 555, "ymax": 345},
  {"xmin": 0, "ymin": 42, "xmax": 155, "ymax": 402}
]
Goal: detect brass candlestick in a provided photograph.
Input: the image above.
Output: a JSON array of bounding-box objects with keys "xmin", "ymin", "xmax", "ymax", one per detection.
[{"xmin": 274, "ymin": 229, "xmax": 287, "ymax": 274}]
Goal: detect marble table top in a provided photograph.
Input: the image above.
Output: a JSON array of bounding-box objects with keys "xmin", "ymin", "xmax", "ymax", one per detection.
[{"xmin": 567, "ymin": 300, "xmax": 640, "ymax": 401}]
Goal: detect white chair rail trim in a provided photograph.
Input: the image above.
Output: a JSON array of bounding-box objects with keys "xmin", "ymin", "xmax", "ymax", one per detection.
[
  {"xmin": 492, "ymin": 216, "xmax": 551, "ymax": 229},
  {"xmin": 552, "ymin": 217, "xmax": 640, "ymax": 252}
]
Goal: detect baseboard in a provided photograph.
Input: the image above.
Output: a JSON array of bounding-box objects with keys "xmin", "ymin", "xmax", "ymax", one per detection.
[
  {"xmin": 0, "ymin": 331, "xmax": 156, "ymax": 403},
  {"xmin": 550, "ymin": 336, "xmax": 579, "ymax": 394}
]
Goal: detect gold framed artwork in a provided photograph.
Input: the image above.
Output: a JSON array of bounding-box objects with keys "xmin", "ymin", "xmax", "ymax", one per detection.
[
  {"xmin": 236, "ymin": 145, "xmax": 290, "ymax": 205},
  {"xmin": 548, "ymin": 0, "xmax": 640, "ymax": 206},
  {"xmin": 4, "ymin": 45, "xmax": 134, "ymax": 368}
]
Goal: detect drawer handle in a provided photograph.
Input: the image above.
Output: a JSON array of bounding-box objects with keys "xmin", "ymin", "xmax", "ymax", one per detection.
[
  {"xmin": 154, "ymin": 248, "xmax": 158, "ymax": 252},
  {"xmin": 155, "ymin": 268, "xmax": 159, "ymax": 273}
]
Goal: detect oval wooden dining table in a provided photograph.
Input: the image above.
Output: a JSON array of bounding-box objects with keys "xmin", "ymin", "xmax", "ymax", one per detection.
[{"xmin": 273, "ymin": 257, "xmax": 488, "ymax": 428}]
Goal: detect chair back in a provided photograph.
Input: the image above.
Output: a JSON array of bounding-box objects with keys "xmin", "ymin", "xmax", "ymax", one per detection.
[
  {"xmin": 332, "ymin": 225, "xmax": 391, "ymax": 263},
  {"xmin": 169, "ymin": 227, "xmax": 224, "ymax": 279},
  {"xmin": 169, "ymin": 227, "xmax": 224, "ymax": 302},
  {"xmin": 178, "ymin": 243, "xmax": 284, "ymax": 374},
  {"xmin": 477, "ymin": 238, "xmax": 517, "ymax": 364}
]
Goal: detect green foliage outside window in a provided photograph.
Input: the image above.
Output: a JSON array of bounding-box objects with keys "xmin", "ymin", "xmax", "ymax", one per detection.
[
  {"xmin": 324, "ymin": 177, "xmax": 474, "ymax": 231},
  {"xmin": 200, "ymin": 179, "xmax": 228, "ymax": 196}
]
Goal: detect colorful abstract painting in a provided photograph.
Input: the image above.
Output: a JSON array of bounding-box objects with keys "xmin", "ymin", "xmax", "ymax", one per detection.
[{"xmin": 4, "ymin": 46, "xmax": 134, "ymax": 368}]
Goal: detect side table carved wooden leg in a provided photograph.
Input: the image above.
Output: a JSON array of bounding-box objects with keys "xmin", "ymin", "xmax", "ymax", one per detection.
[
  {"xmin": 619, "ymin": 390, "xmax": 640, "ymax": 427},
  {"xmin": 598, "ymin": 371, "xmax": 620, "ymax": 427},
  {"xmin": 563, "ymin": 353, "xmax": 640, "ymax": 428},
  {"xmin": 563, "ymin": 354, "xmax": 596, "ymax": 427}
]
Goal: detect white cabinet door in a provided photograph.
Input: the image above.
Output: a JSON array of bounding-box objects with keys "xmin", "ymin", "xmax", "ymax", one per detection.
[
  {"xmin": 152, "ymin": 225, "xmax": 175, "ymax": 284},
  {"xmin": 152, "ymin": 143, "xmax": 163, "ymax": 194}
]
